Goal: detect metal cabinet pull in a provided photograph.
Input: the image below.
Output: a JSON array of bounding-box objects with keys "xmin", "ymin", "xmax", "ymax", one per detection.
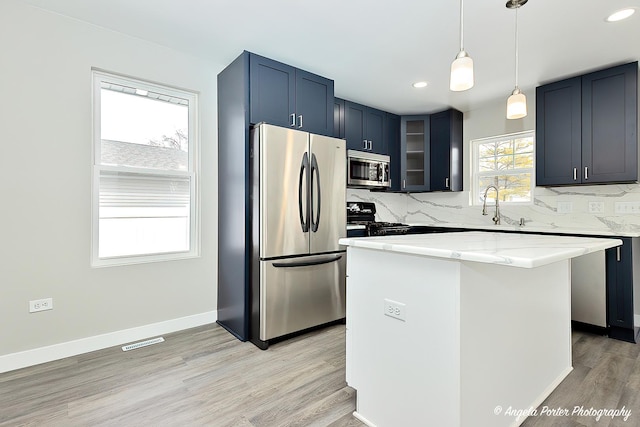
[
  {"xmin": 445, "ymin": 177, "xmax": 449, "ymax": 188},
  {"xmin": 403, "ymin": 179, "xmax": 406, "ymax": 189},
  {"xmin": 617, "ymin": 246, "xmax": 621, "ymax": 262},
  {"xmin": 298, "ymin": 115, "xmax": 303, "ymax": 128},
  {"xmin": 584, "ymin": 167, "xmax": 589, "ymax": 180},
  {"xmin": 363, "ymin": 140, "xmax": 368, "ymax": 149},
  {"xmin": 290, "ymin": 113, "xmax": 295, "ymax": 127},
  {"xmin": 573, "ymin": 167, "xmax": 577, "ymax": 180}
]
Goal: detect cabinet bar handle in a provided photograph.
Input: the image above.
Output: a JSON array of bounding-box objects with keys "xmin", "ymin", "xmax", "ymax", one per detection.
[
  {"xmin": 584, "ymin": 167, "xmax": 589, "ymax": 180},
  {"xmin": 573, "ymin": 168, "xmax": 577, "ymax": 180},
  {"xmin": 363, "ymin": 140, "xmax": 367, "ymax": 149},
  {"xmin": 290, "ymin": 113, "xmax": 295, "ymax": 127},
  {"xmin": 445, "ymin": 177, "xmax": 449, "ymax": 188},
  {"xmin": 403, "ymin": 179, "xmax": 406, "ymax": 189},
  {"xmin": 298, "ymin": 115, "xmax": 303, "ymax": 128},
  {"xmin": 617, "ymin": 246, "xmax": 621, "ymax": 262},
  {"xmin": 368, "ymin": 140, "xmax": 373, "ymax": 150}
]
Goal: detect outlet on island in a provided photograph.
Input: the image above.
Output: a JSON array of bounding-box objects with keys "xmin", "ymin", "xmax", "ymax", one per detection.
[
  {"xmin": 29, "ymin": 298, "xmax": 53, "ymax": 313},
  {"xmin": 384, "ymin": 298, "xmax": 406, "ymax": 321}
]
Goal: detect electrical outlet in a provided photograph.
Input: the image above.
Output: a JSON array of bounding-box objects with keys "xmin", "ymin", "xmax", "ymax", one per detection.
[
  {"xmin": 557, "ymin": 201, "xmax": 573, "ymax": 214},
  {"xmin": 588, "ymin": 201, "xmax": 605, "ymax": 214},
  {"xmin": 384, "ymin": 299, "xmax": 406, "ymax": 321},
  {"xmin": 29, "ymin": 298, "xmax": 53, "ymax": 313},
  {"xmin": 615, "ymin": 201, "xmax": 640, "ymax": 214}
]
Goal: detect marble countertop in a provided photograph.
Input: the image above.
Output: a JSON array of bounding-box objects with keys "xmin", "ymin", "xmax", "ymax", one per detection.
[
  {"xmin": 408, "ymin": 222, "xmax": 640, "ymax": 237},
  {"xmin": 338, "ymin": 231, "xmax": 622, "ymax": 268}
]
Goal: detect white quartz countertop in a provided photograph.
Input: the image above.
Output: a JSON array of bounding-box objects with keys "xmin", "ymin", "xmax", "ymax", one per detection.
[
  {"xmin": 408, "ymin": 222, "xmax": 640, "ymax": 237},
  {"xmin": 338, "ymin": 231, "xmax": 622, "ymax": 268}
]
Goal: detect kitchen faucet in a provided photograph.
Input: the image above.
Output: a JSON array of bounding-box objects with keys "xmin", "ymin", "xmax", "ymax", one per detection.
[{"xmin": 482, "ymin": 185, "xmax": 501, "ymax": 225}]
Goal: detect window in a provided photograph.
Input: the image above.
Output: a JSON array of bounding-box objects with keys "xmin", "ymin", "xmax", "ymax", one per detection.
[
  {"xmin": 472, "ymin": 131, "xmax": 534, "ymax": 205},
  {"xmin": 92, "ymin": 71, "xmax": 198, "ymax": 266}
]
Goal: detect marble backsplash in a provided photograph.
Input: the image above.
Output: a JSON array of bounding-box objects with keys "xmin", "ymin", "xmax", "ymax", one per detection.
[{"xmin": 347, "ymin": 184, "xmax": 640, "ymax": 235}]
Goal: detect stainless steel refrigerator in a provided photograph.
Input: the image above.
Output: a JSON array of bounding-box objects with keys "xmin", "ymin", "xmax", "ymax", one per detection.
[{"xmin": 249, "ymin": 123, "xmax": 346, "ymax": 349}]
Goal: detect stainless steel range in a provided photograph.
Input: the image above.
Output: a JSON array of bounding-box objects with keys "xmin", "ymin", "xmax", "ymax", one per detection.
[{"xmin": 347, "ymin": 202, "xmax": 410, "ymax": 237}]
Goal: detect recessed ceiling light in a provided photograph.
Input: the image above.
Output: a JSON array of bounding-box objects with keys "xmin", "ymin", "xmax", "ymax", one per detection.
[
  {"xmin": 606, "ymin": 8, "xmax": 635, "ymax": 22},
  {"xmin": 412, "ymin": 81, "xmax": 428, "ymax": 88},
  {"xmin": 135, "ymin": 89, "xmax": 149, "ymax": 96}
]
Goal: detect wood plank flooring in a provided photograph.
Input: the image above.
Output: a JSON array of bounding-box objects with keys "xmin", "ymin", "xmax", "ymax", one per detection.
[{"xmin": 1, "ymin": 325, "xmax": 639, "ymax": 426}]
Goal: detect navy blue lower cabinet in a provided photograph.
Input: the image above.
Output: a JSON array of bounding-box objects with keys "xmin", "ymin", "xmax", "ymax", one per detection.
[{"xmin": 606, "ymin": 238, "xmax": 636, "ymax": 343}]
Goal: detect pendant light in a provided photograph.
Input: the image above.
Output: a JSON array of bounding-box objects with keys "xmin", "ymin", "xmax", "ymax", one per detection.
[
  {"xmin": 506, "ymin": 0, "xmax": 527, "ymax": 119},
  {"xmin": 450, "ymin": 0, "xmax": 474, "ymax": 91}
]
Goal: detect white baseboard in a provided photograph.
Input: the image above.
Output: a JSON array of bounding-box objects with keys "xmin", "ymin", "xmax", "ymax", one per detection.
[{"xmin": 0, "ymin": 311, "xmax": 217, "ymax": 374}]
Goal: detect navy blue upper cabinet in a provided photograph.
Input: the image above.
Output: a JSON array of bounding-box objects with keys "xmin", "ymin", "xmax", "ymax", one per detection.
[
  {"xmin": 582, "ymin": 63, "xmax": 637, "ymax": 183},
  {"xmin": 386, "ymin": 113, "xmax": 401, "ymax": 191},
  {"xmin": 400, "ymin": 115, "xmax": 430, "ymax": 192},
  {"xmin": 249, "ymin": 53, "xmax": 334, "ymax": 136},
  {"xmin": 536, "ymin": 77, "xmax": 582, "ymax": 186},
  {"xmin": 430, "ymin": 109, "xmax": 463, "ymax": 191},
  {"xmin": 536, "ymin": 62, "xmax": 638, "ymax": 186},
  {"xmin": 344, "ymin": 101, "xmax": 387, "ymax": 154}
]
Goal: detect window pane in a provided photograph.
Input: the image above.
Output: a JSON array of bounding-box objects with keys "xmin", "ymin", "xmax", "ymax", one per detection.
[
  {"xmin": 495, "ymin": 141, "xmax": 513, "ymax": 156},
  {"xmin": 478, "ymin": 142, "xmax": 496, "ymax": 158},
  {"xmin": 514, "ymin": 137, "xmax": 534, "ymax": 153},
  {"xmin": 514, "ymin": 153, "xmax": 534, "ymax": 169},
  {"xmin": 98, "ymin": 170, "xmax": 190, "ymax": 258},
  {"xmin": 479, "ymin": 158, "xmax": 495, "ymax": 172},
  {"xmin": 495, "ymin": 155, "xmax": 514, "ymax": 171},
  {"xmin": 100, "ymin": 88, "xmax": 189, "ymax": 171}
]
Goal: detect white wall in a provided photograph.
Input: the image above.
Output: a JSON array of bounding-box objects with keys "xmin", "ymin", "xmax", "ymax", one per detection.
[{"xmin": 0, "ymin": 1, "xmax": 224, "ymax": 363}]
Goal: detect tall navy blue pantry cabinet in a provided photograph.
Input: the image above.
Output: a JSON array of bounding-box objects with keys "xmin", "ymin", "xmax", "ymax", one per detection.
[{"xmin": 217, "ymin": 52, "xmax": 335, "ymax": 341}]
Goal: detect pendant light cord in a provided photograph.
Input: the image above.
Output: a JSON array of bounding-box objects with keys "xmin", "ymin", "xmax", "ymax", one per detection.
[
  {"xmin": 514, "ymin": 6, "xmax": 519, "ymax": 88},
  {"xmin": 460, "ymin": 0, "xmax": 464, "ymax": 51}
]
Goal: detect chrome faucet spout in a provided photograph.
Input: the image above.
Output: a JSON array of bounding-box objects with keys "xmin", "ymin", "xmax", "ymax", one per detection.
[{"xmin": 481, "ymin": 185, "xmax": 501, "ymax": 225}]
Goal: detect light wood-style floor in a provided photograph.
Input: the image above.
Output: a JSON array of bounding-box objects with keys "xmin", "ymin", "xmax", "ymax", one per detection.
[{"xmin": 1, "ymin": 324, "xmax": 639, "ymax": 426}]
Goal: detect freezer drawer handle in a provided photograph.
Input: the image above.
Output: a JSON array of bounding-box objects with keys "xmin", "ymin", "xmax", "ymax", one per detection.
[
  {"xmin": 299, "ymin": 152, "xmax": 310, "ymax": 232},
  {"xmin": 310, "ymin": 153, "xmax": 321, "ymax": 233},
  {"xmin": 272, "ymin": 255, "xmax": 342, "ymax": 268}
]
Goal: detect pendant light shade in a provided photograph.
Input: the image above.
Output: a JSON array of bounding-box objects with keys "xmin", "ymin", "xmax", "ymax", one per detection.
[
  {"xmin": 450, "ymin": 0, "xmax": 474, "ymax": 91},
  {"xmin": 506, "ymin": 0, "xmax": 527, "ymax": 119},
  {"xmin": 450, "ymin": 51, "xmax": 474, "ymax": 91},
  {"xmin": 507, "ymin": 88, "xmax": 527, "ymax": 119}
]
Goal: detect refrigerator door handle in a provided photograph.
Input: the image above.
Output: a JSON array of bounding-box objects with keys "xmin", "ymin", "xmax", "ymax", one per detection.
[
  {"xmin": 298, "ymin": 152, "xmax": 310, "ymax": 232},
  {"xmin": 310, "ymin": 153, "xmax": 321, "ymax": 232},
  {"xmin": 272, "ymin": 255, "xmax": 342, "ymax": 268}
]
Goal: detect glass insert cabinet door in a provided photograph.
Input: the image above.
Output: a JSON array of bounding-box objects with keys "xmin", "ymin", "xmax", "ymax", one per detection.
[{"xmin": 400, "ymin": 115, "xmax": 430, "ymax": 191}]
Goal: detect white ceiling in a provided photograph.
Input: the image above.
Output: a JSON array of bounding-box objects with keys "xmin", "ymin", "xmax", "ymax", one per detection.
[{"xmin": 18, "ymin": 0, "xmax": 640, "ymax": 115}]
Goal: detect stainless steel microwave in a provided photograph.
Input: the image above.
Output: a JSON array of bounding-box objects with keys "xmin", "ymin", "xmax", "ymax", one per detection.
[{"xmin": 347, "ymin": 150, "xmax": 391, "ymax": 189}]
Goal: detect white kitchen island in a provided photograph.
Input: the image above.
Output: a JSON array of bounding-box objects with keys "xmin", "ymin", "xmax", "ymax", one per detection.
[{"xmin": 338, "ymin": 232, "xmax": 621, "ymax": 427}]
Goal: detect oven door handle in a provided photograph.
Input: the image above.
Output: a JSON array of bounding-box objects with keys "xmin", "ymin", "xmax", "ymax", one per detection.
[{"xmin": 272, "ymin": 255, "xmax": 342, "ymax": 269}]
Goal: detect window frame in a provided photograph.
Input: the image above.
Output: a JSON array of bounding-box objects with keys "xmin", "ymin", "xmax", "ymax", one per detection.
[
  {"xmin": 91, "ymin": 70, "xmax": 200, "ymax": 267},
  {"xmin": 471, "ymin": 130, "xmax": 535, "ymax": 207}
]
